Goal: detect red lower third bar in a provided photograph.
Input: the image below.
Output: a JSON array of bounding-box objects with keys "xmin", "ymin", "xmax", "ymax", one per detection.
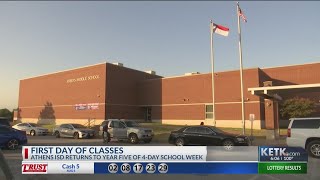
[{"xmin": 24, "ymin": 148, "xmax": 28, "ymax": 159}]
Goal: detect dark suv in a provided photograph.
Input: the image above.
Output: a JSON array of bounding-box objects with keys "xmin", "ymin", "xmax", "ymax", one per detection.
[{"xmin": 0, "ymin": 117, "xmax": 11, "ymax": 127}]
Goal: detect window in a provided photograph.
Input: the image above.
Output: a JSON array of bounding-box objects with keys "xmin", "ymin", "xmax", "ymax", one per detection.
[
  {"xmin": 205, "ymin": 105, "xmax": 213, "ymax": 119},
  {"xmin": 110, "ymin": 121, "xmax": 126, "ymax": 128},
  {"xmin": 0, "ymin": 120, "xmax": 10, "ymax": 126},
  {"xmin": 196, "ymin": 127, "xmax": 207, "ymax": 134},
  {"xmin": 209, "ymin": 126, "xmax": 224, "ymax": 134},
  {"xmin": 204, "ymin": 127, "xmax": 214, "ymax": 134},
  {"xmin": 124, "ymin": 121, "xmax": 138, "ymax": 127},
  {"xmin": 292, "ymin": 119, "xmax": 320, "ymax": 129},
  {"xmin": 17, "ymin": 123, "xmax": 27, "ymax": 127},
  {"xmin": 195, "ymin": 127, "xmax": 214, "ymax": 134},
  {"xmin": 60, "ymin": 124, "xmax": 70, "ymax": 129},
  {"xmin": 71, "ymin": 124, "xmax": 86, "ymax": 129},
  {"xmin": 183, "ymin": 127, "xmax": 197, "ymax": 133},
  {"xmin": 29, "ymin": 123, "xmax": 41, "ymax": 127},
  {"xmin": 101, "ymin": 121, "xmax": 109, "ymax": 127},
  {"xmin": 119, "ymin": 122, "xmax": 126, "ymax": 128},
  {"xmin": 0, "ymin": 126, "xmax": 11, "ymax": 133}
]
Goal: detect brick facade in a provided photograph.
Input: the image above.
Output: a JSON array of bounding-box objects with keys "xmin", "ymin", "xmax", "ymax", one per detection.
[{"xmin": 16, "ymin": 62, "xmax": 320, "ymax": 129}]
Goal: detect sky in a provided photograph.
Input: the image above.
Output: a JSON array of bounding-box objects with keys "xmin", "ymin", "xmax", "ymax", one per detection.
[{"xmin": 0, "ymin": 1, "xmax": 319, "ymax": 110}]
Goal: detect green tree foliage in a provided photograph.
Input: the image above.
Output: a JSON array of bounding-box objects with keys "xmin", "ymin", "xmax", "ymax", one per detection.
[
  {"xmin": 0, "ymin": 108, "xmax": 13, "ymax": 119},
  {"xmin": 280, "ymin": 97, "xmax": 316, "ymax": 119}
]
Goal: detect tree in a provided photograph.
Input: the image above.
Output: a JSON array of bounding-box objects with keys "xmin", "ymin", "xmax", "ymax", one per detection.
[
  {"xmin": 38, "ymin": 102, "xmax": 56, "ymax": 125},
  {"xmin": 280, "ymin": 97, "xmax": 316, "ymax": 119},
  {"xmin": 0, "ymin": 108, "xmax": 12, "ymax": 119}
]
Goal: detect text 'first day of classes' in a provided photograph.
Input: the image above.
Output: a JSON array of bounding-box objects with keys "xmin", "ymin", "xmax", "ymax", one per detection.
[
  {"xmin": 28, "ymin": 154, "xmax": 204, "ymax": 161},
  {"xmin": 29, "ymin": 147, "xmax": 125, "ymax": 154}
]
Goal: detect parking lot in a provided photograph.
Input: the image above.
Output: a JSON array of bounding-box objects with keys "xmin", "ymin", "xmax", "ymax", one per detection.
[{"xmin": 0, "ymin": 135, "xmax": 319, "ymax": 180}]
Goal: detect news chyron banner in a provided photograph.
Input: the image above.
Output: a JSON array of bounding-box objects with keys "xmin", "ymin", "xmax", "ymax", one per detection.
[{"xmin": 21, "ymin": 146, "xmax": 308, "ymax": 174}]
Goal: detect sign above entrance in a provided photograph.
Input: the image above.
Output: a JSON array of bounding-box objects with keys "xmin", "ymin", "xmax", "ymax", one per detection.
[
  {"xmin": 75, "ymin": 103, "xmax": 99, "ymax": 110},
  {"xmin": 75, "ymin": 104, "xmax": 87, "ymax": 110},
  {"xmin": 88, "ymin": 103, "xmax": 99, "ymax": 110},
  {"xmin": 67, "ymin": 75, "xmax": 100, "ymax": 83}
]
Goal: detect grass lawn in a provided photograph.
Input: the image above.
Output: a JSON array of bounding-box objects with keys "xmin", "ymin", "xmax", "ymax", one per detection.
[
  {"xmin": 39, "ymin": 122, "xmax": 287, "ymax": 143},
  {"xmin": 140, "ymin": 122, "xmax": 287, "ymax": 136},
  {"xmin": 140, "ymin": 123, "xmax": 288, "ymax": 142}
]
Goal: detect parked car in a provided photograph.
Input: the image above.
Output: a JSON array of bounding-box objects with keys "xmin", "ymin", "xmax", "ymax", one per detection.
[
  {"xmin": 53, "ymin": 124, "xmax": 95, "ymax": 139},
  {"xmin": 99, "ymin": 119, "xmax": 154, "ymax": 144},
  {"xmin": 0, "ymin": 117, "xmax": 11, "ymax": 127},
  {"xmin": 0, "ymin": 125, "xmax": 27, "ymax": 150},
  {"xmin": 12, "ymin": 123, "xmax": 49, "ymax": 136},
  {"xmin": 168, "ymin": 125, "xmax": 250, "ymax": 149},
  {"xmin": 286, "ymin": 117, "xmax": 320, "ymax": 158}
]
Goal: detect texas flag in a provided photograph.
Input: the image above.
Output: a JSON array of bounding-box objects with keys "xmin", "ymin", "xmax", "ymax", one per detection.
[{"xmin": 211, "ymin": 23, "xmax": 229, "ymax": 37}]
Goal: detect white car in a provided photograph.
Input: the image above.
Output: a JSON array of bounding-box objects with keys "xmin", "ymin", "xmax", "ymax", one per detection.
[
  {"xmin": 12, "ymin": 123, "xmax": 49, "ymax": 136},
  {"xmin": 286, "ymin": 118, "xmax": 320, "ymax": 158}
]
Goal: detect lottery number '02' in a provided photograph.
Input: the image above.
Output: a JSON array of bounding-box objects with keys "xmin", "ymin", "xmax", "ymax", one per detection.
[{"xmin": 108, "ymin": 163, "xmax": 118, "ymax": 173}]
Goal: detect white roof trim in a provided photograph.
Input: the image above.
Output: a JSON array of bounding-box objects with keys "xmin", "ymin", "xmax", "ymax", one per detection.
[
  {"xmin": 248, "ymin": 83, "xmax": 320, "ymax": 92},
  {"xmin": 290, "ymin": 117, "xmax": 320, "ymax": 120}
]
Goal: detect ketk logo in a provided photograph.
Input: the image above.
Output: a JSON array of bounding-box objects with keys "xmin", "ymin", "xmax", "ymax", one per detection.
[{"xmin": 260, "ymin": 147, "xmax": 288, "ymax": 156}]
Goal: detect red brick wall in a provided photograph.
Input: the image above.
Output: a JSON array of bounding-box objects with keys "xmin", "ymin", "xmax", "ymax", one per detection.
[
  {"xmin": 18, "ymin": 63, "xmax": 107, "ymax": 120},
  {"xmin": 262, "ymin": 63, "xmax": 320, "ymax": 85},
  {"xmin": 215, "ymin": 69, "xmax": 260, "ymax": 102},
  {"xmin": 137, "ymin": 79, "xmax": 162, "ymax": 105},
  {"xmin": 140, "ymin": 68, "xmax": 263, "ymax": 121},
  {"xmin": 262, "ymin": 63, "xmax": 320, "ymax": 119},
  {"xmin": 105, "ymin": 63, "xmax": 161, "ymax": 119}
]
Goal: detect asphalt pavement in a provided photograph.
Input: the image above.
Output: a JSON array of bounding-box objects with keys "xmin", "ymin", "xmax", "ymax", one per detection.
[{"xmin": 0, "ymin": 135, "xmax": 319, "ymax": 180}]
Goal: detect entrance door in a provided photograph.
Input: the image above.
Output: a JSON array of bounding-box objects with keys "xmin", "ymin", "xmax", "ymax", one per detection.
[{"xmin": 145, "ymin": 107, "xmax": 152, "ymax": 122}]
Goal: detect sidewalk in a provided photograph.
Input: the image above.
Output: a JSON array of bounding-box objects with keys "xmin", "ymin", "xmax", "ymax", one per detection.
[{"xmin": 251, "ymin": 136, "xmax": 287, "ymax": 146}]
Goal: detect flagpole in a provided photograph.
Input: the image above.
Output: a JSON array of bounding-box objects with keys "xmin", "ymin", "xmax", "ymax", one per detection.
[
  {"xmin": 210, "ymin": 21, "xmax": 216, "ymax": 126},
  {"xmin": 237, "ymin": 2, "xmax": 246, "ymax": 135}
]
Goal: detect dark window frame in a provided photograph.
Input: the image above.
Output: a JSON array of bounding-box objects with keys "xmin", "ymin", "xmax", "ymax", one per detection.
[{"xmin": 0, "ymin": 126, "xmax": 12, "ymax": 133}]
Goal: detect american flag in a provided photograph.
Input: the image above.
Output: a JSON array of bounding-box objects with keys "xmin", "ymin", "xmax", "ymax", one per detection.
[{"xmin": 238, "ymin": 4, "xmax": 247, "ymax": 23}]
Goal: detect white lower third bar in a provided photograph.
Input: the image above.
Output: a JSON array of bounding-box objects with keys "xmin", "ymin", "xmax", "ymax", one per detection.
[
  {"xmin": 48, "ymin": 162, "xmax": 94, "ymax": 174},
  {"xmin": 22, "ymin": 162, "xmax": 94, "ymax": 174}
]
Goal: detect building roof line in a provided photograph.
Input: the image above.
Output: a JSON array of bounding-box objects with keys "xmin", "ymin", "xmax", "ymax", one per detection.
[
  {"xmin": 21, "ymin": 61, "xmax": 163, "ymax": 81},
  {"xmin": 20, "ymin": 61, "xmax": 108, "ymax": 80},
  {"xmin": 142, "ymin": 67, "xmax": 259, "ymax": 81},
  {"xmin": 106, "ymin": 63, "xmax": 162, "ymax": 78},
  {"xmin": 261, "ymin": 61, "xmax": 320, "ymax": 70}
]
